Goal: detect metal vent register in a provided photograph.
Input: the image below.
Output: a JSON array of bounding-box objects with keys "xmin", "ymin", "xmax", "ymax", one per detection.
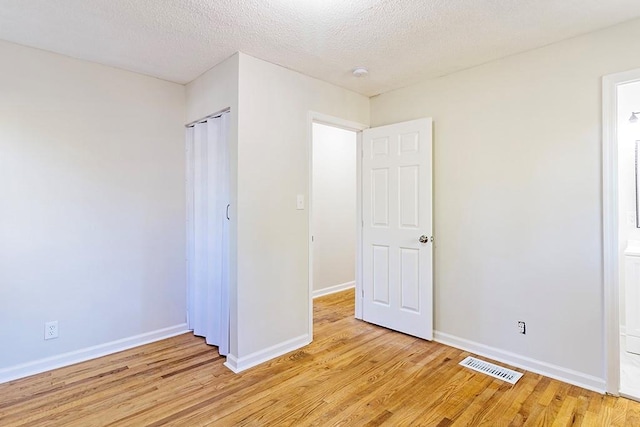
[{"xmin": 459, "ymin": 356, "xmax": 523, "ymax": 384}]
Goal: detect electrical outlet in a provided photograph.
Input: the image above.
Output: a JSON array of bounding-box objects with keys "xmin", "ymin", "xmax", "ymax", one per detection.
[
  {"xmin": 517, "ymin": 321, "xmax": 526, "ymax": 335},
  {"xmin": 45, "ymin": 321, "xmax": 58, "ymax": 340}
]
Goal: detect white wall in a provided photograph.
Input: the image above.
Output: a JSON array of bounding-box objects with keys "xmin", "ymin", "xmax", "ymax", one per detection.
[
  {"xmin": 0, "ymin": 40, "xmax": 187, "ymax": 377},
  {"xmin": 312, "ymin": 123, "xmax": 357, "ymax": 293},
  {"xmin": 186, "ymin": 54, "xmax": 239, "ymax": 124},
  {"xmin": 370, "ymin": 18, "xmax": 640, "ymax": 389},
  {"xmin": 234, "ymin": 53, "xmax": 369, "ymax": 364},
  {"xmin": 617, "ymin": 80, "xmax": 640, "ymax": 330},
  {"xmin": 185, "ymin": 53, "xmax": 240, "ymax": 356}
]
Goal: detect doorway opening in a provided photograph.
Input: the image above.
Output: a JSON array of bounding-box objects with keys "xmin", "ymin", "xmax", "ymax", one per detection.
[
  {"xmin": 616, "ymin": 80, "xmax": 640, "ymax": 400},
  {"xmin": 603, "ymin": 68, "xmax": 640, "ymax": 399},
  {"xmin": 311, "ymin": 123, "xmax": 358, "ymax": 299},
  {"xmin": 185, "ymin": 109, "xmax": 231, "ymax": 357},
  {"xmin": 307, "ymin": 113, "xmax": 434, "ymax": 342},
  {"xmin": 307, "ymin": 113, "xmax": 367, "ymax": 338}
]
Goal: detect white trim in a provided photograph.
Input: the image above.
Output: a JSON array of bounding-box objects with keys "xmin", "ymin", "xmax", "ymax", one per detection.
[
  {"xmin": 355, "ymin": 131, "xmax": 364, "ymax": 320},
  {"xmin": 313, "ymin": 281, "xmax": 356, "ymax": 299},
  {"xmin": 621, "ymin": 391, "xmax": 640, "ymax": 404},
  {"xmin": 309, "ymin": 112, "xmax": 369, "ymax": 133},
  {"xmin": 434, "ymin": 331, "xmax": 606, "ymax": 393},
  {"xmin": 603, "ymin": 68, "xmax": 640, "ymax": 395},
  {"xmin": 0, "ymin": 324, "xmax": 189, "ymax": 384},
  {"xmin": 307, "ymin": 112, "xmax": 368, "ymax": 337},
  {"xmin": 223, "ymin": 334, "xmax": 310, "ymax": 373},
  {"xmin": 185, "ymin": 127, "xmax": 195, "ymax": 330}
]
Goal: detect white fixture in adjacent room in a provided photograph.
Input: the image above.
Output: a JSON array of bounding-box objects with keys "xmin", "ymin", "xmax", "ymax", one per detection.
[{"xmin": 625, "ymin": 241, "xmax": 640, "ymax": 355}]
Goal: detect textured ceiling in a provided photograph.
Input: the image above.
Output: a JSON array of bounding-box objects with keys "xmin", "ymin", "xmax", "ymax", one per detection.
[{"xmin": 1, "ymin": 0, "xmax": 640, "ymax": 96}]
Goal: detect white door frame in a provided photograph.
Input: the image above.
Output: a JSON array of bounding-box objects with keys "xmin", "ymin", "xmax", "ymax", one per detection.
[
  {"xmin": 307, "ymin": 112, "xmax": 368, "ymax": 338},
  {"xmin": 603, "ymin": 67, "xmax": 640, "ymax": 395}
]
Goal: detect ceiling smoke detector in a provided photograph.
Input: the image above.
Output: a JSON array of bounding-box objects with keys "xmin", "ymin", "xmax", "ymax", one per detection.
[{"xmin": 352, "ymin": 67, "xmax": 369, "ymax": 77}]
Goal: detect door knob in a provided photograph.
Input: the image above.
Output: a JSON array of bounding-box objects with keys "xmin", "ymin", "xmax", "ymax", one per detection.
[{"xmin": 419, "ymin": 235, "xmax": 429, "ymax": 243}]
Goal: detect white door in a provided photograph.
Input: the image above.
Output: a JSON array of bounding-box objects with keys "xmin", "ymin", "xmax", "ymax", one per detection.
[
  {"xmin": 185, "ymin": 112, "xmax": 230, "ymax": 355},
  {"xmin": 362, "ymin": 118, "xmax": 433, "ymax": 340}
]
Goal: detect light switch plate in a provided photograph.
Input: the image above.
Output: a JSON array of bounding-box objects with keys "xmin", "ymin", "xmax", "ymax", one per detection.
[{"xmin": 296, "ymin": 195, "xmax": 304, "ymax": 210}]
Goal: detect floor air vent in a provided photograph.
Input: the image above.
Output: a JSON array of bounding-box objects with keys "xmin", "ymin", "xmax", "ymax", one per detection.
[{"xmin": 459, "ymin": 356, "xmax": 523, "ymax": 384}]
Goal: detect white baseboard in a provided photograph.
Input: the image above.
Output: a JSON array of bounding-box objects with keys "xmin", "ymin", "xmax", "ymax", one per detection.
[
  {"xmin": 0, "ymin": 323, "xmax": 189, "ymax": 384},
  {"xmin": 313, "ymin": 281, "xmax": 355, "ymax": 299},
  {"xmin": 434, "ymin": 330, "xmax": 606, "ymax": 393},
  {"xmin": 224, "ymin": 333, "xmax": 311, "ymax": 373}
]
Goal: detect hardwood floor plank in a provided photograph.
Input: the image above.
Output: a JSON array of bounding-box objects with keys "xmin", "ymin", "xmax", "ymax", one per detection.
[
  {"xmin": 1, "ymin": 345, "xmax": 220, "ymax": 426},
  {"xmin": 625, "ymin": 396, "xmax": 640, "ymax": 425},
  {"xmin": 450, "ymin": 377, "xmax": 505, "ymax": 426},
  {"xmin": 1, "ymin": 288, "xmax": 638, "ymax": 426}
]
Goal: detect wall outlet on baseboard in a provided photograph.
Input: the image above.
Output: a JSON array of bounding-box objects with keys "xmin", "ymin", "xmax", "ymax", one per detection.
[
  {"xmin": 45, "ymin": 321, "xmax": 59, "ymax": 340},
  {"xmin": 517, "ymin": 321, "xmax": 526, "ymax": 335}
]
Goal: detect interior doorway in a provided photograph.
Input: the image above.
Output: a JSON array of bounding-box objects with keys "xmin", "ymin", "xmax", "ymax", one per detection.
[
  {"xmin": 307, "ymin": 113, "xmax": 367, "ymax": 338},
  {"xmin": 307, "ymin": 113, "xmax": 435, "ymax": 342},
  {"xmin": 311, "ymin": 123, "xmax": 358, "ymax": 298},
  {"xmin": 603, "ymin": 68, "xmax": 640, "ymax": 399},
  {"xmin": 616, "ymin": 80, "xmax": 640, "ymax": 400},
  {"xmin": 185, "ymin": 110, "xmax": 231, "ymax": 356}
]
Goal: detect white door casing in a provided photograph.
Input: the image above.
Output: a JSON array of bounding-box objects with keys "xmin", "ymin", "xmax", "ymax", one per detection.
[{"xmin": 362, "ymin": 118, "xmax": 433, "ymax": 340}]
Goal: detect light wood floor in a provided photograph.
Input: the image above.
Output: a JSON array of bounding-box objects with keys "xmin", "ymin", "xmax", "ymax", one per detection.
[{"xmin": 1, "ymin": 290, "xmax": 639, "ymax": 426}]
